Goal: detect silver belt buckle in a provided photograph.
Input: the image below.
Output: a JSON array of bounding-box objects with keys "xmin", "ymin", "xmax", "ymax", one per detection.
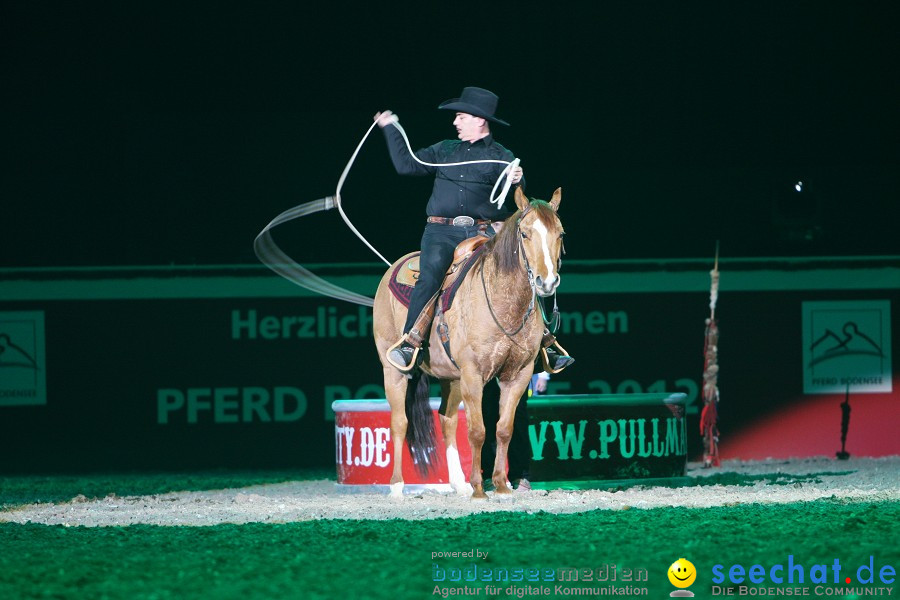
[{"xmin": 452, "ymin": 216, "xmax": 475, "ymax": 227}]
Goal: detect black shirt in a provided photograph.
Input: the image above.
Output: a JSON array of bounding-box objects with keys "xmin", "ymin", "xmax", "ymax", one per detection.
[{"xmin": 382, "ymin": 124, "xmax": 522, "ymax": 221}]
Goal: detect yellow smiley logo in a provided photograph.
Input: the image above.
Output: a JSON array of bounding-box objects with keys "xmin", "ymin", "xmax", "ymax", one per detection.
[{"xmin": 668, "ymin": 558, "xmax": 697, "ymax": 588}]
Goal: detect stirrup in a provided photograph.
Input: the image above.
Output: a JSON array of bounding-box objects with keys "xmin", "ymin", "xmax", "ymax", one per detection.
[
  {"xmin": 541, "ymin": 340, "xmax": 573, "ymax": 374},
  {"xmin": 385, "ymin": 334, "xmax": 420, "ymax": 373}
]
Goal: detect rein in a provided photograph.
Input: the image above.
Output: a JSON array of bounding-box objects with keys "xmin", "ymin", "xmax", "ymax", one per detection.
[
  {"xmin": 539, "ymin": 294, "xmax": 561, "ymax": 333},
  {"xmin": 516, "ymin": 204, "xmax": 563, "ymax": 333},
  {"xmin": 480, "ymin": 205, "xmax": 564, "ymax": 341},
  {"xmin": 479, "ymin": 210, "xmax": 537, "ymax": 342},
  {"xmin": 480, "ymin": 258, "xmax": 535, "ymax": 342}
]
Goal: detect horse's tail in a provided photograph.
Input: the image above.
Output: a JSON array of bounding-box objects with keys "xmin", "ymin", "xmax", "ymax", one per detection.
[{"xmin": 405, "ymin": 369, "xmax": 437, "ymax": 476}]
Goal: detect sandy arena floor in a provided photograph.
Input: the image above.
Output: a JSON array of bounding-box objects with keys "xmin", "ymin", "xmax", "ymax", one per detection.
[{"xmin": 1, "ymin": 456, "xmax": 897, "ymax": 527}]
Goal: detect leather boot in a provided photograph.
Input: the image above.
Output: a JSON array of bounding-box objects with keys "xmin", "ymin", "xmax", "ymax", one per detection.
[
  {"xmin": 386, "ymin": 293, "xmax": 439, "ymax": 371},
  {"xmin": 540, "ymin": 330, "xmax": 575, "ymax": 374}
]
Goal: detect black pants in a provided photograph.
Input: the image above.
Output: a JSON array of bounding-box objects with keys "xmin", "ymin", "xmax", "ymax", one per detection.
[
  {"xmin": 403, "ymin": 222, "xmax": 491, "ymax": 333},
  {"xmin": 480, "ymin": 379, "xmax": 532, "ymax": 481}
]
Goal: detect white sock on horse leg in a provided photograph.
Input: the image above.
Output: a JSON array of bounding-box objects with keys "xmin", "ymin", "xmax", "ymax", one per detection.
[
  {"xmin": 446, "ymin": 446, "xmax": 471, "ymax": 495},
  {"xmin": 389, "ymin": 481, "xmax": 404, "ymax": 499}
]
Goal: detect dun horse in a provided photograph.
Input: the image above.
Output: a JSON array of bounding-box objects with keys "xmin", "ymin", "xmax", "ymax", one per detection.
[{"xmin": 373, "ymin": 187, "xmax": 565, "ymax": 499}]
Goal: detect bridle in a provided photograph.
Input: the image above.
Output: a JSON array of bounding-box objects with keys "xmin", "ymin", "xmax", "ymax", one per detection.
[{"xmin": 480, "ymin": 203, "xmax": 562, "ymax": 341}]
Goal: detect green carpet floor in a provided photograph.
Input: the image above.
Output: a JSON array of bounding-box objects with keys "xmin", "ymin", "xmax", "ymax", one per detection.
[{"xmin": 0, "ymin": 472, "xmax": 896, "ymax": 599}]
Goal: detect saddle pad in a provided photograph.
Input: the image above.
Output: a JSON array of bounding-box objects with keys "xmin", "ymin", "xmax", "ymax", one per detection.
[
  {"xmin": 388, "ymin": 253, "xmax": 420, "ymax": 308},
  {"xmin": 388, "ymin": 245, "xmax": 486, "ymax": 311}
]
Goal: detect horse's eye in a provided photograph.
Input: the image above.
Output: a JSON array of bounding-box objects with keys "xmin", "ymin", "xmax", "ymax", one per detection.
[{"xmin": 520, "ymin": 231, "xmax": 529, "ymax": 240}]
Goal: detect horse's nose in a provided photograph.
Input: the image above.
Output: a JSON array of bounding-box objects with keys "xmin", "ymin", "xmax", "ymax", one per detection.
[{"xmin": 535, "ymin": 274, "xmax": 559, "ymax": 296}]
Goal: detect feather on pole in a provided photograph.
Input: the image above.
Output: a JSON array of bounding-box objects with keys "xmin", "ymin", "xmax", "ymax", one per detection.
[{"xmin": 700, "ymin": 242, "xmax": 721, "ymax": 467}]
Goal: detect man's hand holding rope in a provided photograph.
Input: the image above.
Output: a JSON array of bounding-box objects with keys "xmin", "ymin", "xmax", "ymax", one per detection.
[{"xmin": 374, "ymin": 110, "xmax": 523, "ymax": 186}]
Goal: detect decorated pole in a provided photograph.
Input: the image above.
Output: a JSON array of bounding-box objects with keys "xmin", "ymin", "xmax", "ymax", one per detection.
[{"xmin": 700, "ymin": 242, "xmax": 721, "ymax": 467}]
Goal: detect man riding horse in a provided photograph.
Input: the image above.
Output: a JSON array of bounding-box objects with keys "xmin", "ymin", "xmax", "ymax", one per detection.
[{"xmin": 374, "ymin": 86, "xmax": 574, "ymax": 374}]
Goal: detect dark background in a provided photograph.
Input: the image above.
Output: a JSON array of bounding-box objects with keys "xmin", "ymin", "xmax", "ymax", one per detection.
[
  {"xmin": 3, "ymin": 2, "xmax": 899, "ymax": 269},
  {"xmin": 2, "ymin": 3, "xmax": 899, "ymax": 472}
]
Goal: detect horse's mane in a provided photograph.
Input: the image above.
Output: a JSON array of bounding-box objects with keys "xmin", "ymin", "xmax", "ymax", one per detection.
[{"xmin": 485, "ymin": 199, "xmax": 557, "ymax": 275}]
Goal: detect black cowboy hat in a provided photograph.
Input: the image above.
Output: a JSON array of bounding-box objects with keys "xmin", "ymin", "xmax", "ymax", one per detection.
[{"xmin": 438, "ymin": 86, "xmax": 510, "ymax": 126}]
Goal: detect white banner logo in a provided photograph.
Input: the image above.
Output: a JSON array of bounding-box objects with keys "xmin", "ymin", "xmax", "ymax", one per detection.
[
  {"xmin": 0, "ymin": 311, "xmax": 47, "ymax": 406},
  {"xmin": 802, "ymin": 300, "xmax": 892, "ymax": 394}
]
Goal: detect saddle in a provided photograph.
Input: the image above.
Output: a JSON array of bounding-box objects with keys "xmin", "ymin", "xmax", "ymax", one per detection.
[
  {"xmin": 386, "ymin": 235, "xmax": 489, "ymax": 371},
  {"xmin": 389, "ymin": 235, "xmax": 489, "ymax": 308}
]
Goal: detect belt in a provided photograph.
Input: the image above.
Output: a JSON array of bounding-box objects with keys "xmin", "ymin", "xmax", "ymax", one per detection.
[{"xmin": 427, "ymin": 216, "xmax": 491, "ymax": 227}]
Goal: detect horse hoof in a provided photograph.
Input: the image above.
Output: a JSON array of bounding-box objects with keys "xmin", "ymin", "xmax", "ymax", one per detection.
[
  {"xmin": 389, "ymin": 482, "xmax": 404, "ymax": 499},
  {"xmin": 470, "ymin": 485, "xmax": 489, "ymax": 500},
  {"xmin": 493, "ymin": 485, "xmax": 513, "ymax": 495}
]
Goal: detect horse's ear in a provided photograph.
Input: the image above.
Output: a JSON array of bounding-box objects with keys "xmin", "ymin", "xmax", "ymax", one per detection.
[
  {"xmin": 549, "ymin": 187, "xmax": 562, "ymax": 211},
  {"xmin": 514, "ymin": 185, "xmax": 529, "ymax": 212}
]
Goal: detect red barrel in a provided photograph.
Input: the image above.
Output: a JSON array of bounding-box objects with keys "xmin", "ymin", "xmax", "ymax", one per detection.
[{"xmin": 333, "ymin": 399, "xmax": 473, "ymax": 488}]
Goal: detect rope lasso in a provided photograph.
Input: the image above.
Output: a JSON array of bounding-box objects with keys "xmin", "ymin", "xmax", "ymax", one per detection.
[
  {"xmin": 254, "ymin": 115, "xmax": 521, "ymax": 306},
  {"xmin": 253, "ymin": 196, "xmax": 376, "ymax": 306},
  {"xmin": 385, "ymin": 115, "xmax": 520, "ymax": 209}
]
